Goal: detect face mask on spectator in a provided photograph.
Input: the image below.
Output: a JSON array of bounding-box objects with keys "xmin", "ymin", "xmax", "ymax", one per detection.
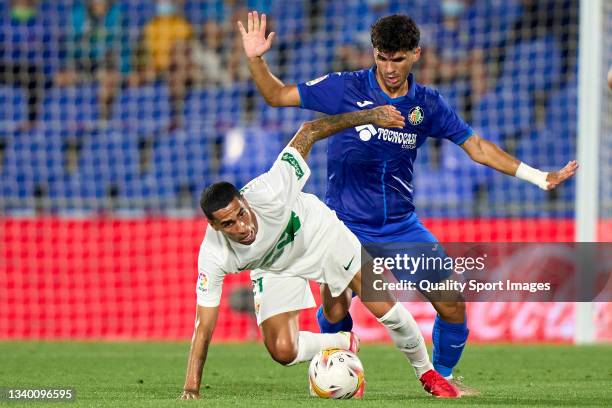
[
  {"xmin": 157, "ymin": 1, "xmax": 176, "ymax": 16},
  {"xmin": 441, "ymin": 0, "xmax": 465, "ymax": 18}
]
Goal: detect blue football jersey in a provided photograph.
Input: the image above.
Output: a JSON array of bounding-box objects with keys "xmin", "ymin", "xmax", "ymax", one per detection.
[{"xmin": 297, "ymin": 67, "xmax": 474, "ymax": 228}]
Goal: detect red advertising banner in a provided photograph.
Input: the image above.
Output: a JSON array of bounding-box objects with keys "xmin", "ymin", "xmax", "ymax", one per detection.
[{"xmin": 1, "ymin": 217, "xmax": 610, "ymax": 342}]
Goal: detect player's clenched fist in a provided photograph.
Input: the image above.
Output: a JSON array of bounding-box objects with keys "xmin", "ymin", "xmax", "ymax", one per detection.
[
  {"xmin": 369, "ymin": 105, "xmax": 406, "ymax": 129},
  {"xmin": 237, "ymin": 11, "xmax": 276, "ymax": 59}
]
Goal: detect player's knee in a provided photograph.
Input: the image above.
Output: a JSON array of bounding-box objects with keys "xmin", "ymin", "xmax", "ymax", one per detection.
[
  {"xmin": 266, "ymin": 337, "xmax": 298, "ymax": 366},
  {"xmin": 322, "ymin": 304, "xmax": 348, "ymax": 324},
  {"xmin": 322, "ymin": 288, "xmax": 351, "ymax": 323}
]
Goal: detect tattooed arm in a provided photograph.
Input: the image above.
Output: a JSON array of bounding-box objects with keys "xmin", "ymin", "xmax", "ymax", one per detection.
[{"xmin": 288, "ymin": 106, "xmax": 405, "ymax": 159}]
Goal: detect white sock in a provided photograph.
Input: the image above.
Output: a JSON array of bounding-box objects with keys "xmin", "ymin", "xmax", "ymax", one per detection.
[
  {"xmin": 378, "ymin": 303, "xmax": 433, "ymax": 378},
  {"xmin": 287, "ymin": 331, "xmax": 350, "ymax": 366}
]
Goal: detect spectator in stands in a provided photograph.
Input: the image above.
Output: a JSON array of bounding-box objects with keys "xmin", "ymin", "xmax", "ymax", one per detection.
[
  {"xmin": 131, "ymin": 0, "xmax": 199, "ymax": 131},
  {"xmin": 333, "ymin": 37, "xmax": 374, "ymax": 73},
  {"xmin": 0, "ymin": 0, "xmax": 52, "ymax": 131},
  {"xmin": 419, "ymin": 0, "xmax": 487, "ymax": 118},
  {"xmin": 55, "ymin": 0, "xmax": 129, "ymax": 124},
  {"xmin": 224, "ymin": 3, "xmax": 252, "ymax": 83},
  {"xmin": 191, "ymin": 20, "xmax": 231, "ymax": 86}
]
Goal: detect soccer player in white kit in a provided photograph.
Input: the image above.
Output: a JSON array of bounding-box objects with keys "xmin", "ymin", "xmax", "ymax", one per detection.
[{"xmin": 180, "ymin": 105, "xmax": 460, "ymax": 399}]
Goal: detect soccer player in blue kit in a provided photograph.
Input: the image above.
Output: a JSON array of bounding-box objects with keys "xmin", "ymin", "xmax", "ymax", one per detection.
[{"xmin": 238, "ymin": 11, "xmax": 577, "ymax": 394}]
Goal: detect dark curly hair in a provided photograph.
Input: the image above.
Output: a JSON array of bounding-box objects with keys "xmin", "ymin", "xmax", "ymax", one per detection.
[{"xmin": 371, "ymin": 14, "xmax": 420, "ymax": 53}]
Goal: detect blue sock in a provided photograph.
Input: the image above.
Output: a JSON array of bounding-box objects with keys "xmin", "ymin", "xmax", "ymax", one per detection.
[
  {"xmin": 432, "ymin": 315, "xmax": 469, "ymax": 378},
  {"xmin": 316, "ymin": 306, "xmax": 353, "ymax": 333}
]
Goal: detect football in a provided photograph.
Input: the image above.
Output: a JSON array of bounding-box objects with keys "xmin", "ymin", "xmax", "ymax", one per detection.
[{"xmin": 308, "ymin": 348, "xmax": 365, "ymax": 399}]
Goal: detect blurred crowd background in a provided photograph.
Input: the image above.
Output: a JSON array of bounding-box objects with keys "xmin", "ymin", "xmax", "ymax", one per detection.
[{"xmin": 0, "ymin": 0, "xmax": 595, "ymax": 218}]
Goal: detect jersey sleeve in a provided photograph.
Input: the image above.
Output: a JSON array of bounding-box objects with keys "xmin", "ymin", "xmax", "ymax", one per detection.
[
  {"xmin": 430, "ymin": 94, "xmax": 475, "ymax": 145},
  {"xmin": 196, "ymin": 253, "xmax": 226, "ymax": 308},
  {"xmin": 297, "ymin": 72, "xmax": 347, "ymax": 115},
  {"xmin": 242, "ymin": 146, "xmax": 311, "ymax": 207}
]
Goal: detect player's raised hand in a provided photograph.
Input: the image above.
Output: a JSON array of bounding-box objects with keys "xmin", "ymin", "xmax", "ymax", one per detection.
[
  {"xmin": 179, "ymin": 390, "xmax": 200, "ymax": 400},
  {"xmin": 545, "ymin": 160, "xmax": 578, "ymax": 190},
  {"xmin": 237, "ymin": 11, "xmax": 276, "ymax": 59},
  {"xmin": 369, "ymin": 105, "xmax": 405, "ymax": 129}
]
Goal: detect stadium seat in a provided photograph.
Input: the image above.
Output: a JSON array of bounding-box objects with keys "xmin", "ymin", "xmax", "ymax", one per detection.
[
  {"xmin": 112, "ymin": 83, "xmax": 171, "ymax": 134},
  {"xmin": 472, "ymin": 80, "xmax": 535, "ymax": 139},
  {"xmin": 413, "ymin": 166, "xmax": 475, "ymax": 218},
  {"xmin": 0, "ymin": 136, "xmax": 36, "ymax": 208},
  {"xmin": 41, "ymin": 85, "xmax": 99, "ymax": 132},
  {"xmin": 464, "ymin": 0, "xmax": 523, "ymax": 51},
  {"xmin": 0, "ymin": 86, "xmax": 26, "ymax": 129},
  {"xmin": 219, "ymin": 125, "xmax": 284, "ymax": 188},
  {"xmin": 499, "ymin": 35, "xmax": 562, "ymax": 92},
  {"xmin": 0, "ymin": 0, "xmax": 580, "ymax": 220}
]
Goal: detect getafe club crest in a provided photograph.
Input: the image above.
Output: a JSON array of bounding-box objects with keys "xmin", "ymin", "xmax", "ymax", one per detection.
[{"xmin": 408, "ymin": 106, "xmax": 424, "ymax": 125}]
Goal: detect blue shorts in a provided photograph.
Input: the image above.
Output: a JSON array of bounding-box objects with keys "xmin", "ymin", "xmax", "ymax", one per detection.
[{"xmin": 343, "ymin": 212, "xmax": 453, "ymax": 286}]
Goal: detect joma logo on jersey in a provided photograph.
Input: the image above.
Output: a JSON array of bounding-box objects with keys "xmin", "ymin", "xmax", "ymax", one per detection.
[{"xmin": 354, "ymin": 125, "xmax": 417, "ymax": 148}]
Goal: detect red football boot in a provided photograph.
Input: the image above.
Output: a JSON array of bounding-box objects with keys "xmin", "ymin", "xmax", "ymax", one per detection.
[{"xmin": 419, "ymin": 369, "xmax": 460, "ymax": 398}]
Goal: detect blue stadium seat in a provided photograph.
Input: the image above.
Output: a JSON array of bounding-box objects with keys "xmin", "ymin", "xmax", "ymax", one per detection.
[
  {"xmin": 516, "ymin": 84, "xmax": 577, "ymax": 169},
  {"xmin": 544, "ymin": 82, "xmax": 578, "ymax": 137},
  {"xmin": 500, "ymin": 35, "xmax": 562, "ymax": 92},
  {"xmin": 270, "ymin": 0, "xmax": 306, "ymax": 40},
  {"xmin": 112, "ymin": 83, "xmax": 171, "ymax": 134},
  {"xmin": 302, "ymin": 139, "xmax": 328, "ymax": 198},
  {"xmin": 290, "ymin": 39, "xmax": 335, "ymax": 81},
  {"xmin": 413, "ymin": 166, "xmax": 475, "ymax": 218},
  {"xmin": 464, "ymin": 0, "xmax": 522, "ymax": 51},
  {"xmin": 12, "ymin": 131, "xmax": 64, "ymax": 184},
  {"xmin": 123, "ymin": 0, "xmax": 155, "ymax": 30},
  {"xmin": 184, "ymin": 89, "xmax": 213, "ymax": 126},
  {"xmin": 41, "ymin": 85, "xmax": 99, "ymax": 132},
  {"xmin": 46, "ymin": 172, "xmax": 106, "ymax": 213},
  {"xmin": 0, "ymin": 136, "xmax": 35, "ymax": 206},
  {"xmin": 472, "ymin": 80, "xmax": 534, "ymax": 138},
  {"xmin": 219, "ymin": 125, "xmax": 284, "ymax": 188},
  {"xmin": 0, "ymin": 86, "xmax": 26, "ymax": 128}
]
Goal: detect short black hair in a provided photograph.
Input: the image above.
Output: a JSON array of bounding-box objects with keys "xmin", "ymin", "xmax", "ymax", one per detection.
[
  {"xmin": 371, "ymin": 14, "xmax": 420, "ymax": 53},
  {"xmin": 200, "ymin": 181, "xmax": 241, "ymax": 220}
]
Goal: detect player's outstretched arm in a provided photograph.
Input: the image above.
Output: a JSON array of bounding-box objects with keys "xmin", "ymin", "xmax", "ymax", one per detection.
[
  {"xmin": 237, "ymin": 11, "xmax": 300, "ymax": 107},
  {"xmin": 461, "ymin": 134, "xmax": 578, "ymax": 190},
  {"xmin": 180, "ymin": 305, "xmax": 219, "ymax": 400},
  {"xmin": 289, "ymin": 105, "xmax": 405, "ymax": 159}
]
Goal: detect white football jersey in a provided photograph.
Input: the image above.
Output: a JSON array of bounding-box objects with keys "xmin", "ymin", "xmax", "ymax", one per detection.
[{"xmin": 196, "ymin": 147, "xmax": 361, "ymax": 307}]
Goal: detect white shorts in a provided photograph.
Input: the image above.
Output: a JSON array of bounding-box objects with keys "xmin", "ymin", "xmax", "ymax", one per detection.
[
  {"xmin": 251, "ymin": 273, "xmax": 316, "ymax": 326},
  {"xmin": 315, "ymin": 217, "xmax": 362, "ymax": 297},
  {"xmin": 281, "ymin": 194, "xmax": 362, "ymax": 297}
]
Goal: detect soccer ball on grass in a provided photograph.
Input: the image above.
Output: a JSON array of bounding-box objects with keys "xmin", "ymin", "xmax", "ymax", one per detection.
[{"xmin": 308, "ymin": 348, "xmax": 365, "ymax": 399}]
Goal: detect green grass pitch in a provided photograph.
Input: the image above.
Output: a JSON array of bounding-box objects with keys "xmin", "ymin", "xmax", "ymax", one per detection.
[{"xmin": 0, "ymin": 342, "xmax": 610, "ymax": 407}]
